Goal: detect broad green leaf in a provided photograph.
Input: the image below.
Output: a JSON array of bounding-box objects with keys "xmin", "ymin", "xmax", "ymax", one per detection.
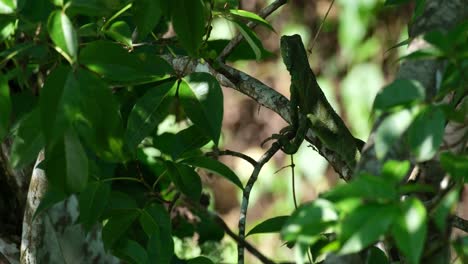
[
  {"xmin": 143, "ymin": 203, "xmax": 173, "ymax": 264},
  {"xmin": 192, "ymin": 207, "xmax": 225, "ymax": 243},
  {"xmin": 165, "ymin": 162, "xmax": 202, "ymax": 201},
  {"xmin": 171, "ymin": 0, "xmax": 206, "ymax": 56},
  {"xmin": 381, "ymin": 160, "xmax": 411, "ymax": 183},
  {"xmin": 105, "ymin": 21, "xmax": 132, "ymax": 47},
  {"xmin": 10, "ymin": 109, "xmax": 44, "ymax": 169},
  {"xmin": 133, "ymin": 0, "xmax": 164, "ymax": 39},
  {"xmin": 365, "ymin": 246, "xmax": 390, "ymax": 264},
  {"xmin": 79, "ymin": 41, "xmax": 173, "ymax": 84},
  {"xmin": 188, "ymin": 256, "xmax": 215, "ymax": 264},
  {"xmin": 102, "ymin": 210, "xmax": 140, "ymax": 250},
  {"xmin": 181, "ymin": 156, "xmax": 243, "ymax": 190},
  {"xmin": 78, "ymin": 181, "xmax": 111, "ymax": 230},
  {"xmin": 247, "ymin": 216, "xmax": 289, "ymax": 236},
  {"xmin": 45, "ymin": 129, "xmax": 89, "ymax": 193},
  {"xmin": 102, "ymin": 191, "xmax": 138, "ymax": 218},
  {"xmin": 232, "ymin": 20, "xmax": 262, "ymax": 60},
  {"xmin": 323, "ymin": 174, "xmax": 398, "ymax": 201},
  {"xmin": 339, "ymin": 203, "xmax": 398, "ymax": 254},
  {"xmin": 228, "ymin": 9, "xmax": 274, "ymax": 31},
  {"xmin": 180, "ymin": 73, "xmax": 223, "ymax": 145},
  {"xmin": 453, "ymin": 236, "xmax": 468, "ymax": 263},
  {"xmin": 373, "ymin": 79, "xmax": 425, "ymax": 112},
  {"xmin": 375, "ymin": 108, "xmax": 414, "ymax": 159},
  {"xmin": 384, "ymin": 0, "xmax": 411, "ymax": 5},
  {"xmin": 0, "ymin": 16, "xmax": 15, "ymax": 42},
  {"xmin": 67, "ymin": 0, "xmax": 117, "ymax": 17},
  {"xmin": 153, "ymin": 125, "xmax": 210, "ymax": 160},
  {"xmin": 78, "ymin": 23, "xmax": 98, "ymax": 37},
  {"xmin": 424, "ymin": 30, "xmax": 451, "ymax": 53},
  {"xmin": 0, "ymin": 0, "xmax": 15, "ymax": 14},
  {"xmin": 433, "ymin": 189, "xmax": 459, "ymax": 232},
  {"xmin": 282, "ymin": 199, "xmax": 338, "ymax": 243},
  {"xmin": 407, "ymin": 106, "xmax": 445, "ymax": 162},
  {"xmin": 391, "ymin": 198, "xmax": 427, "ymax": 264},
  {"xmin": 114, "ymin": 240, "xmax": 149, "ymax": 264},
  {"xmin": 0, "ymin": 76, "xmax": 11, "ymax": 140},
  {"xmin": 126, "ymin": 81, "xmax": 176, "ymax": 151},
  {"xmin": 33, "ymin": 188, "xmax": 67, "ymax": 219},
  {"xmin": 440, "ymin": 152, "xmax": 468, "ymax": 181},
  {"xmin": 47, "ymin": 10, "xmax": 78, "ymax": 62},
  {"xmin": 38, "ymin": 65, "xmax": 72, "ymax": 146}
]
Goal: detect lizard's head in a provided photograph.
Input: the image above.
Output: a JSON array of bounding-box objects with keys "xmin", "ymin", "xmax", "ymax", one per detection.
[{"xmin": 280, "ymin": 34, "xmax": 310, "ymax": 72}]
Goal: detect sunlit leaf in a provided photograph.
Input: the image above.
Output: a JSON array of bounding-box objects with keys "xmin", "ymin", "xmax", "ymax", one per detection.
[
  {"xmin": 232, "ymin": 20, "xmax": 262, "ymax": 60},
  {"xmin": 229, "ymin": 9, "xmax": 274, "ymax": 31},
  {"xmin": 440, "ymin": 152, "xmax": 468, "ymax": 181},
  {"xmin": 373, "ymin": 79, "xmax": 425, "ymax": 112},
  {"xmin": 375, "ymin": 109, "xmax": 414, "ymax": 159},
  {"xmin": 381, "ymin": 160, "xmax": 411, "ymax": 183},
  {"xmin": 47, "ymin": 10, "xmax": 78, "ymax": 62},
  {"xmin": 105, "ymin": 20, "xmax": 132, "ymax": 47}
]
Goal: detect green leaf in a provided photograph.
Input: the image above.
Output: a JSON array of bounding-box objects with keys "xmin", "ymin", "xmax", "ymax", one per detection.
[
  {"xmin": 78, "ymin": 181, "xmax": 111, "ymax": 230},
  {"xmin": 440, "ymin": 152, "xmax": 468, "ymax": 182},
  {"xmin": 0, "ymin": 16, "xmax": 16, "ymax": 41},
  {"xmin": 133, "ymin": 0, "xmax": 164, "ymax": 39},
  {"xmin": 114, "ymin": 240, "xmax": 149, "ymax": 264},
  {"xmin": 453, "ymin": 236, "xmax": 468, "ymax": 263},
  {"xmin": 339, "ymin": 203, "xmax": 398, "ymax": 255},
  {"xmin": 165, "ymin": 162, "xmax": 202, "ymax": 201},
  {"xmin": 232, "ymin": 19, "xmax": 262, "ymax": 60},
  {"xmin": 0, "ymin": 76, "xmax": 11, "ymax": 140},
  {"xmin": 181, "ymin": 156, "xmax": 243, "ymax": 190},
  {"xmin": 364, "ymin": 246, "xmax": 390, "ymax": 264},
  {"xmin": 126, "ymin": 81, "xmax": 176, "ymax": 151},
  {"xmin": 142, "ymin": 203, "xmax": 173, "ymax": 264},
  {"xmin": 10, "ymin": 109, "xmax": 44, "ymax": 169},
  {"xmin": 373, "ymin": 79, "xmax": 425, "ymax": 112},
  {"xmin": 180, "ymin": 73, "xmax": 223, "ymax": 145},
  {"xmin": 424, "ymin": 30, "xmax": 450, "ymax": 53},
  {"xmin": 153, "ymin": 125, "xmax": 210, "ymax": 160},
  {"xmin": 407, "ymin": 106, "xmax": 445, "ymax": 162},
  {"xmin": 188, "ymin": 256, "xmax": 215, "ymax": 264},
  {"xmin": 391, "ymin": 198, "xmax": 427, "ymax": 264},
  {"xmin": 384, "ymin": 0, "xmax": 411, "ymax": 5},
  {"xmin": 381, "ymin": 160, "xmax": 411, "ymax": 183},
  {"xmin": 105, "ymin": 20, "xmax": 132, "ymax": 47},
  {"xmin": 171, "ymin": 0, "xmax": 206, "ymax": 56},
  {"xmin": 375, "ymin": 108, "xmax": 414, "ymax": 159},
  {"xmin": 147, "ymin": 232, "xmax": 173, "ymax": 264},
  {"xmin": 247, "ymin": 216, "xmax": 288, "ymax": 236},
  {"xmin": 228, "ymin": 9, "xmax": 274, "ymax": 32},
  {"xmin": 103, "ymin": 191, "xmax": 138, "ymax": 218},
  {"xmin": 0, "ymin": 0, "xmax": 15, "ymax": 14},
  {"xmin": 33, "ymin": 188, "xmax": 67, "ymax": 219},
  {"xmin": 281, "ymin": 199, "xmax": 338, "ymax": 243},
  {"xmin": 45, "ymin": 129, "xmax": 89, "ymax": 193},
  {"xmin": 433, "ymin": 189, "xmax": 459, "ymax": 232},
  {"xmin": 323, "ymin": 174, "xmax": 398, "ymax": 201},
  {"xmin": 47, "ymin": 10, "xmax": 78, "ymax": 63},
  {"xmin": 79, "ymin": 41, "xmax": 173, "ymax": 84},
  {"xmin": 67, "ymin": 0, "xmax": 116, "ymax": 17},
  {"xmin": 102, "ymin": 210, "xmax": 140, "ymax": 250}
]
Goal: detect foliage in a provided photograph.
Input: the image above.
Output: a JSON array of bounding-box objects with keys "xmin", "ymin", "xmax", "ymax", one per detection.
[{"xmin": 0, "ymin": 0, "xmax": 466, "ymax": 263}]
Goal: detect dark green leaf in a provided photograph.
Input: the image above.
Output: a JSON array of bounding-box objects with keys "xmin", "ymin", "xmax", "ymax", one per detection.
[
  {"xmin": 440, "ymin": 152, "xmax": 468, "ymax": 181},
  {"xmin": 0, "ymin": 76, "xmax": 11, "ymax": 140},
  {"xmin": 247, "ymin": 216, "xmax": 288, "ymax": 236},
  {"xmin": 79, "ymin": 41, "xmax": 173, "ymax": 84},
  {"xmin": 10, "ymin": 109, "xmax": 44, "ymax": 169},
  {"xmin": 375, "ymin": 109, "xmax": 414, "ymax": 159},
  {"xmin": 453, "ymin": 236, "xmax": 468, "ymax": 263},
  {"xmin": 102, "ymin": 210, "xmax": 140, "ymax": 250},
  {"xmin": 67, "ymin": 0, "xmax": 117, "ymax": 17},
  {"xmin": 114, "ymin": 240, "xmax": 149, "ymax": 264},
  {"xmin": 180, "ymin": 73, "xmax": 223, "ymax": 145},
  {"xmin": 126, "ymin": 81, "xmax": 176, "ymax": 151},
  {"xmin": 182, "ymin": 156, "xmax": 243, "ymax": 190},
  {"xmin": 147, "ymin": 231, "xmax": 173, "ymax": 264},
  {"xmin": 153, "ymin": 125, "xmax": 210, "ymax": 160},
  {"xmin": 323, "ymin": 174, "xmax": 398, "ymax": 201},
  {"xmin": 391, "ymin": 198, "xmax": 427, "ymax": 264},
  {"xmin": 133, "ymin": 0, "xmax": 164, "ymax": 39},
  {"xmin": 232, "ymin": 19, "xmax": 262, "ymax": 60},
  {"xmin": 424, "ymin": 30, "xmax": 450, "ymax": 53},
  {"xmin": 381, "ymin": 160, "xmax": 411, "ymax": 183},
  {"xmin": 165, "ymin": 162, "xmax": 202, "ymax": 201},
  {"xmin": 407, "ymin": 106, "xmax": 445, "ymax": 162},
  {"xmin": 229, "ymin": 9, "xmax": 274, "ymax": 31},
  {"xmin": 281, "ymin": 199, "xmax": 338, "ymax": 243},
  {"xmin": 339, "ymin": 203, "xmax": 398, "ymax": 254},
  {"xmin": 78, "ymin": 181, "xmax": 111, "ymax": 230},
  {"xmin": 105, "ymin": 21, "xmax": 132, "ymax": 47},
  {"xmin": 47, "ymin": 10, "xmax": 78, "ymax": 62},
  {"xmin": 384, "ymin": 0, "xmax": 411, "ymax": 5},
  {"xmin": 139, "ymin": 203, "xmax": 171, "ymax": 237},
  {"xmin": 373, "ymin": 79, "xmax": 425, "ymax": 111},
  {"xmin": 433, "ymin": 189, "xmax": 459, "ymax": 232},
  {"xmin": 45, "ymin": 129, "xmax": 89, "ymax": 193},
  {"xmin": 143, "ymin": 203, "xmax": 173, "ymax": 264},
  {"xmin": 102, "ymin": 191, "xmax": 138, "ymax": 218},
  {"xmin": 364, "ymin": 246, "xmax": 390, "ymax": 264},
  {"xmin": 33, "ymin": 188, "xmax": 67, "ymax": 219},
  {"xmin": 171, "ymin": 0, "xmax": 206, "ymax": 56},
  {"xmin": 188, "ymin": 256, "xmax": 214, "ymax": 264},
  {"xmin": 78, "ymin": 23, "xmax": 98, "ymax": 37}
]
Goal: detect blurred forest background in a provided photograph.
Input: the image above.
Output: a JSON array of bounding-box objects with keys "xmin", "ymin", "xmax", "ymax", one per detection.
[{"xmin": 173, "ymin": 0, "xmax": 416, "ymax": 262}]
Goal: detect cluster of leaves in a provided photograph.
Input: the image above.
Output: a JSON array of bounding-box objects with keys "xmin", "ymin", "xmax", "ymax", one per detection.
[{"xmin": 0, "ymin": 0, "xmax": 276, "ymax": 263}]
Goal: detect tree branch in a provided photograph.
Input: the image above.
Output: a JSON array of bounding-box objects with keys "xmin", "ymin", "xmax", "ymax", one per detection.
[{"xmin": 452, "ymin": 215, "xmax": 468, "ymax": 233}]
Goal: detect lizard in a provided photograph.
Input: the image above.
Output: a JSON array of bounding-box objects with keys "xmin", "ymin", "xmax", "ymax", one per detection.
[{"xmin": 276, "ymin": 34, "xmax": 364, "ymax": 171}]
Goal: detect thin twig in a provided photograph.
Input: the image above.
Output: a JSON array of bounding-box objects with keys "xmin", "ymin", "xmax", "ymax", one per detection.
[
  {"xmin": 218, "ymin": 0, "xmax": 287, "ymax": 62},
  {"xmin": 290, "ymin": 155, "xmax": 298, "ymax": 209},
  {"xmin": 307, "ymin": 0, "xmax": 335, "ymax": 56},
  {"xmin": 452, "ymin": 215, "xmax": 468, "ymax": 232},
  {"xmin": 238, "ymin": 142, "xmax": 282, "ymax": 264},
  {"xmin": 207, "ymin": 149, "xmax": 258, "ymax": 167}
]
